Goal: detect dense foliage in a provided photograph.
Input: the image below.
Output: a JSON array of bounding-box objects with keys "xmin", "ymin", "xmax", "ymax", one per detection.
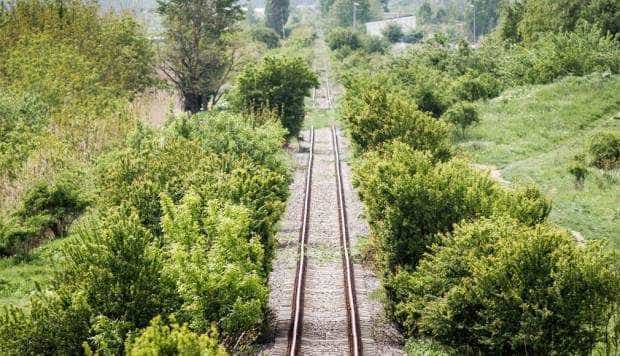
[
  {"xmin": 341, "ymin": 75, "xmax": 452, "ymax": 158},
  {"xmin": 588, "ymin": 130, "xmax": 620, "ymax": 169},
  {"xmin": 157, "ymin": 0, "xmax": 243, "ymax": 112},
  {"xmin": 0, "ymin": 112, "xmax": 291, "ymax": 353},
  {"xmin": 382, "ymin": 23, "xmax": 403, "ymax": 43},
  {"xmin": 391, "ymin": 217, "xmax": 618, "ymax": 354},
  {"xmin": 265, "ymin": 0, "xmax": 289, "ymax": 36},
  {"xmin": 354, "ymin": 142, "xmax": 551, "ymax": 273},
  {"xmin": 498, "ymin": 0, "xmax": 619, "ymax": 44},
  {"xmin": 0, "ymin": 0, "xmax": 154, "ymax": 257},
  {"xmin": 231, "ymin": 55, "xmax": 318, "ymax": 139},
  {"xmin": 332, "ymin": 3, "xmax": 620, "ymax": 352},
  {"xmin": 125, "ymin": 317, "xmax": 226, "ymax": 355}
]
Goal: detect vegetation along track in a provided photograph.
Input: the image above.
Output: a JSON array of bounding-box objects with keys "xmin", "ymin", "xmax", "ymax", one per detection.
[{"xmin": 287, "ymin": 125, "xmax": 362, "ymax": 355}]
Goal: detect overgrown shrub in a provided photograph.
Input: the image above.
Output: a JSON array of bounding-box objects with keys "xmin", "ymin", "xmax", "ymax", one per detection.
[
  {"xmin": 326, "ymin": 27, "xmax": 362, "ymax": 50},
  {"xmin": 0, "ymin": 291, "xmax": 92, "ymax": 355},
  {"xmin": 382, "ymin": 22, "xmax": 403, "ymax": 43},
  {"xmin": 402, "ymin": 30, "xmax": 424, "ymax": 44},
  {"xmin": 125, "ymin": 316, "xmax": 226, "ymax": 356},
  {"xmin": 362, "ymin": 35, "xmax": 390, "ymax": 54},
  {"xmin": 392, "ymin": 217, "xmax": 619, "ymax": 354},
  {"xmin": 505, "ymin": 25, "xmax": 620, "ymax": 85},
  {"xmin": 451, "ymin": 72, "xmax": 502, "ymax": 101},
  {"xmin": 341, "ymin": 74, "xmax": 452, "ymax": 158},
  {"xmin": 57, "ymin": 207, "xmax": 179, "ymax": 333},
  {"xmin": 493, "ymin": 184, "xmax": 552, "ymax": 226},
  {"xmin": 162, "ymin": 193, "xmax": 268, "ymax": 346},
  {"xmin": 16, "ymin": 179, "xmax": 88, "ymax": 236},
  {"xmin": 231, "ymin": 55, "xmax": 318, "ymax": 139},
  {"xmin": 441, "ymin": 101, "xmax": 479, "ymax": 133},
  {"xmin": 354, "ymin": 142, "xmax": 552, "ymax": 273},
  {"xmin": 250, "ymin": 26, "xmax": 281, "ymax": 48},
  {"xmin": 96, "ymin": 113, "xmax": 289, "ymax": 240},
  {"xmin": 568, "ymin": 153, "xmax": 589, "ymax": 187},
  {"xmin": 588, "ymin": 130, "xmax": 620, "ymax": 169},
  {"xmin": 0, "ymin": 179, "xmax": 87, "ymax": 256},
  {"xmin": 354, "ymin": 143, "xmax": 493, "ymax": 272}
]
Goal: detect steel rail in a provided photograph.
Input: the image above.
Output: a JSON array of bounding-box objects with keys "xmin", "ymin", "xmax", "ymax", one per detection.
[
  {"xmin": 287, "ymin": 127, "xmax": 314, "ymax": 356},
  {"xmin": 331, "ymin": 125, "xmax": 362, "ymax": 356}
]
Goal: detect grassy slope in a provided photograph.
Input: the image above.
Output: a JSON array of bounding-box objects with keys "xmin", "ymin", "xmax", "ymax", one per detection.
[
  {"xmin": 0, "ymin": 237, "xmax": 71, "ymax": 307},
  {"xmin": 459, "ymin": 74, "xmax": 620, "ymax": 249}
]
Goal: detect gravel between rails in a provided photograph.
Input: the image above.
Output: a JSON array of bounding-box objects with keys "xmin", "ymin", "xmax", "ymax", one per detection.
[{"xmin": 262, "ymin": 127, "xmax": 404, "ymax": 355}]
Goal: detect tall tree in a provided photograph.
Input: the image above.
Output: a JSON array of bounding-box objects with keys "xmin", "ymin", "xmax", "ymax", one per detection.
[
  {"xmin": 467, "ymin": 0, "xmax": 502, "ymax": 41},
  {"xmin": 265, "ymin": 0, "xmax": 289, "ymax": 37},
  {"xmin": 157, "ymin": 0, "xmax": 243, "ymax": 113}
]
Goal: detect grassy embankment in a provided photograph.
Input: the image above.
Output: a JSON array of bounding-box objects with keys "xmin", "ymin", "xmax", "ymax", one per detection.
[{"xmin": 460, "ymin": 74, "xmax": 620, "ymax": 249}]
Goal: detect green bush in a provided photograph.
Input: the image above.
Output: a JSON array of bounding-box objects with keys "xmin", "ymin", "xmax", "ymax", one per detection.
[
  {"xmin": 326, "ymin": 27, "xmax": 362, "ymax": 50},
  {"xmin": 57, "ymin": 206, "xmax": 179, "ymax": 333},
  {"xmin": 353, "ymin": 142, "xmax": 495, "ymax": 272},
  {"xmin": 353, "ymin": 142, "xmax": 552, "ymax": 273},
  {"xmin": 0, "ymin": 216, "xmax": 41, "ymax": 256},
  {"xmin": 125, "ymin": 316, "xmax": 226, "ymax": 356},
  {"xmin": 588, "ymin": 130, "xmax": 620, "ymax": 169},
  {"xmin": 493, "ymin": 184, "xmax": 552, "ymax": 226},
  {"xmin": 161, "ymin": 193, "xmax": 268, "ymax": 347},
  {"xmin": 402, "ymin": 30, "xmax": 424, "ymax": 44},
  {"xmin": 231, "ymin": 55, "xmax": 318, "ymax": 139},
  {"xmin": 16, "ymin": 179, "xmax": 88, "ymax": 236},
  {"xmin": 96, "ymin": 113, "xmax": 289, "ymax": 239},
  {"xmin": 441, "ymin": 102, "xmax": 479, "ymax": 133},
  {"xmin": 451, "ymin": 72, "xmax": 502, "ymax": 101},
  {"xmin": 341, "ymin": 74, "xmax": 452, "ymax": 158},
  {"xmin": 362, "ymin": 35, "xmax": 390, "ymax": 54},
  {"xmin": 568, "ymin": 153, "xmax": 589, "ymax": 187},
  {"xmin": 0, "ymin": 0, "xmax": 156, "ymax": 98},
  {"xmin": 506, "ymin": 25, "xmax": 620, "ymax": 85},
  {"xmin": 392, "ymin": 217, "xmax": 619, "ymax": 354},
  {"xmin": 250, "ymin": 26, "xmax": 281, "ymax": 48},
  {"xmin": 0, "ymin": 179, "xmax": 87, "ymax": 256},
  {"xmin": 382, "ymin": 22, "xmax": 403, "ymax": 43},
  {"xmin": 0, "ymin": 291, "xmax": 92, "ymax": 355}
]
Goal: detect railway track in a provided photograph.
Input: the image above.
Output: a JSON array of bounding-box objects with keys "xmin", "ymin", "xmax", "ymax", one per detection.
[{"xmin": 287, "ymin": 125, "xmax": 362, "ymax": 355}]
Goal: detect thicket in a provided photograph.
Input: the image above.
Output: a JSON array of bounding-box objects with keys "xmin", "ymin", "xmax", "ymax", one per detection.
[
  {"xmin": 230, "ymin": 55, "xmax": 318, "ymax": 139},
  {"xmin": 354, "ymin": 142, "xmax": 551, "ymax": 273},
  {"xmin": 340, "ymin": 74, "xmax": 452, "ymax": 159},
  {"xmin": 0, "ymin": 112, "xmax": 291, "ymax": 354},
  {"xmin": 382, "ymin": 23, "xmax": 403, "ymax": 43},
  {"xmin": 251, "ymin": 26, "xmax": 281, "ymax": 48},
  {"xmin": 391, "ymin": 217, "xmax": 618, "ymax": 354},
  {"xmin": 335, "ymin": 6, "xmax": 620, "ymax": 352},
  {"xmin": 0, "ymin": 0, "xmax": 154, "ymax": 257},
  {"xmin": 588, "ymin": 130, "xmax": 620, "ymax": 169}
]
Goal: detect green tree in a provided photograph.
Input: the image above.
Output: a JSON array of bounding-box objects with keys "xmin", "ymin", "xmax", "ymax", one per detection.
[
  {"xmin": 393, "ymin": 217, "xmax": 619, "ymax": 354},
  {"xmin": 418, "ymin": 1, "xmax": 433, "ymax": 23},
  {"xmin": 157, "ymin": 0, "xmax": 243, "ymax": 113},
  {"xmin": 232, "ymin": 55, "xmax": 318, "ymax": 139},
  {"xmin": 468, "ymin": 0, "xmax": 502, "ymax": 40},
  {"xmin": 265, "ymin": 0, "xmax": 289, "ymax": 37},
  {"xmin": 510, "ymin": 0, "xmax": 619, "ymax": 43},
  {"xmin": 329, "ymin": 0, "xmax": 370, "ymax": 27},
  {"xmin": 382, "ymin": 22, "xmax": 403, "ymax": 43}
]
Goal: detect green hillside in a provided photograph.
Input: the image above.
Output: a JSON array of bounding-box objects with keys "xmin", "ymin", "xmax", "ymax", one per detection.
[{"xmin": 460, "ymin": 74, "xmax": 620, "ymax": 248}]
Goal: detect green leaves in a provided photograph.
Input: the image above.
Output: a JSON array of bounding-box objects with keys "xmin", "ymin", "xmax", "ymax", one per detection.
[
  {"xmin": 231, "ymin": 54, "xmax": 319, "ymax": 139},
  {"xmin": 394, "ymin": 217, "xmax": 618, "ymax": 354}
]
